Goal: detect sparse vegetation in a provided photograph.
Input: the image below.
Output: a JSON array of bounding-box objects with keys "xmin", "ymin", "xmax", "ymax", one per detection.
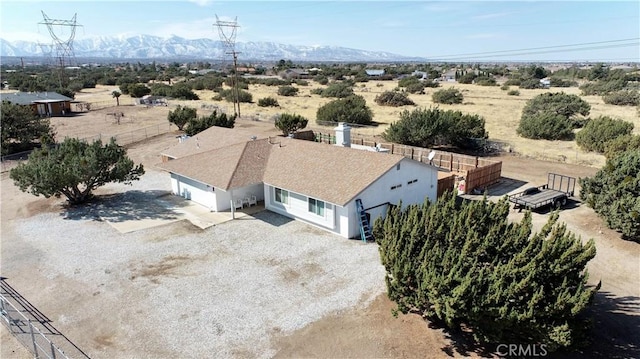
[
  {"xmin": 602, "ymin": 90, "xmax": 640, "ymax": 106},
  {"xmin": 507, "ymin": 89, "xmax": 520, "ymax": 96},
  {"xmin": 320, "ymin": 82, "xmax": 354, "ymax": 98}
]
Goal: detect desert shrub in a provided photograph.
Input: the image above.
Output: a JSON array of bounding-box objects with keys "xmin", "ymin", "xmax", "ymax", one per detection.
[
  {"xmin": 128, "ymin": 83, "xmax": 151, "ymax": 98},
  {"xmin": 170, "ymin": 83, "xmax": 199, "ymax": 100},
  {"xmin": 517, "ymin": 113, "xmax": 574, "ymax": 140},
  {"xmin": 313, "ymin": 75, "xmax": 329, "ymax": 85},
  {"xmin": 316, "ymin": 95, "xmax": 373, "ymax": 125},
  {"xmin": 474, "ymin": 76, "xmax": 496, "ymax": 86},
  {"xmin": 504, "ymin": 78, "xmax": 521, "ymax": 86},
  {"xmin": 150, "ymin": 83, "xmax": 172, "ymax": 96},
  {"xmin": 507, "ymin": 90, "xmax": 520, "ymax": 96},
  {"xmin": 274, "ymin": 113, "xmax": 308, "ymax": 136},
  {"xmin": 550, "ymin": 78, "xmax": 578, "ymax": 87},
  {"xmin": 423, "ymin": 80, "xmax": 440, "ymax": 88},
  {"xmin": 519, "ymin": 79, "xmax": 542, "ymax": 89},
  {"xmin": 185, "ymin": 110, "xmax": 236, "ymax": 135},
  {"xmin": 398, "ymin": 76, "xmax": 421, "ymax": 88},
  {"xmin": 604, "ymin": 134, "xmax": 640, "ymax": 159},
  {"xmin": 519, "ymin": 92, "xmax": 591, "ymax": 138},
  {"xmin": 500, "ymin": 84, "xmax": 510, "ymax": 91},
  {"xmin": 375, "ymin": 91, "xmax": 416, "ymax": 107},
  {"xmin": 258, "ymin": 97, "xmax": 279, "ymax": 107},
  {"xmin": 295, "ymin": 80, "xmax": 309, "ymax": 86},
  {"xmin": 320, "ymin": 82, "xmax": 354, "ymax": 98},
  {"xmin": 405, "ymin": 82, "xmax": 425, "ymax": 94},
  {"xmin": 277, "ymin": 85, "xmax": 299, "ymax": 96},
  {"xmin": 580, "ymin": 79, "xmax": 627, "ymax": 95},
  {"xmin": 382, "ymin": 107, "xmax": 486, "ymax": 149},
  {"xmin": 457, "ymin": 73, "xmax": 477, "ymax": 84},
  {"xmin": 576, "ymin": 116, "xmax": 634, "ymax": 153},
  {"xmin": 225, "ymin": 78, "xmax": 249, "ymax": 90},
  {"xmin": 310, "ymin": 88, "xmax": 324, "ymax": 96},
  {"xmin": 602, "ymin": 90, "xmax": 640, "ymax": 106},
  {"xmin": 432, "ymin": 88, "xmax": 463, "ymax": 104},
  {"xmin": 580, "ymin": 149, "xmax": 640, "ymax": 241},
  {"xmin": 218, "ymin": 89, "xmax": 253, "ymax": 103}
]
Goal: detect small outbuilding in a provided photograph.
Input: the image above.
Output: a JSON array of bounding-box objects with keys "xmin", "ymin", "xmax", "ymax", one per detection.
[{"xmin": 2, "ymin": 91, "xmax": 73, "ymax": 116}]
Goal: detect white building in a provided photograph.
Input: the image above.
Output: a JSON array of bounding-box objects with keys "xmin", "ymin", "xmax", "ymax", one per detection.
[{"xmin": 158, "ymin": 124, "xmax": 439, "ymax": 239}]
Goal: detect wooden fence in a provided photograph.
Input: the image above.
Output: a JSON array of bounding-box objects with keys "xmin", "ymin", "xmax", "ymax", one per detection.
[
  {"xmin": 437, "ymin": 174, "xmax": 456, "ymax": 197},
  {"xmin": 313, "ymin": 132, "xmax": 503, "ymax": 193}
]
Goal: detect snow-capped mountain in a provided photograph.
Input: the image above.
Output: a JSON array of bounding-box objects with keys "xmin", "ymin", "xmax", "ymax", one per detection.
[{"xmin": 0, "ymin": 34, "xmax": 424, "ymax": 62}]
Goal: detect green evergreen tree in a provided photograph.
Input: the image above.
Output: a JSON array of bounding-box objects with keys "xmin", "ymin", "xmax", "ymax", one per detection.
[{"xmin": 374, "ymin": 192, "xmax": 599, "ymax": 352}]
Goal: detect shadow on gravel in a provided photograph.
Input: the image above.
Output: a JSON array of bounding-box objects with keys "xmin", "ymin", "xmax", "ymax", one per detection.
[
  {"xmin": 61, "ymin": 190, "xmax": 187, "ymax": 222},
  {"xmin": 436, "ymin": 291, "xmax": 640, "ymax": 358},
  {"xmin": 250, "ymin": 211, "xmax": 294, "ymax": 227}
]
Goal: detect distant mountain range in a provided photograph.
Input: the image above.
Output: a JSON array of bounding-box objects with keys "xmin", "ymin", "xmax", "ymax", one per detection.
[{"xmin": 0, "ymin": 34, "xmax": 425, "ymax": 62}]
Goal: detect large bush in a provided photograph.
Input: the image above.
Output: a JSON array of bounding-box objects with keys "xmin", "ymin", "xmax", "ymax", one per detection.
[
  {"xmin": 580, "ymin": 79, "xmax": 627, "ymax": 95},
  {"xmin": 216, "ymin": 89, "xmax": 253, "ymax": 103},
  {"xmin": 1, "ymin": 101, "xmax": 55, "ymax": 155},
  {"xmin": 274, "ymin": 113, "xmax": 308, "ymax": 136},
  {"xmin": 457, "ymin": 72, "xmax": 477, "ymax": 84},
  {"xmin": 316, "ymin": 95, "xmax": 373, "ymax": 125},
  {"xmin": 320, "ymin": 82, "xmax": 354, "ymax": 98},
  {"xmin": 375, "ymin": 192, "xmax": 598, "ymax": 351},
  {"xmin": 167, "ymin": 105, "xmax": 197, "ymax": 131},
  {"xmin": 10, "ymin": 137, "xmax": 144, "ymax": 205},
  {"xmin": 277, "ymin": 85, "xmax": 299, "ymax": 97},
  {"xmin": 375, "ymin": 91, "xmax": 415, "ymax": 107},
  {"xmin": 602, "ymin": 90, "xmax": 640, "ymax": 106},
  {"xmin": 580, "ymin": 149, "xmax": 640, "ymax": 241},
  {"xmin": 517, "ymin": 92, "xmax": 590, "ymax": 140},
  {"xmin": 185, "ymin": 110, "xmax": 236, "ymax": 135},
  {"xmin": 474, "ymin": 76, "xmax": 496, "ymax": 86},
  {"xmin": 576, "ymin": 116, "xmax": 634, "ymax": 153},
  {"xmin": 517, "ymin": 113, "xmax": 574, "ymax": 140},
  {"xmin": 382, "ymin": 107, "xmax": 486, "ymax": 149},
  {"xmin": 604, "ymin": 134, "xmax": 640, "ymax": 159},
  {"xmin": 258, "ymin": 97, "xmax": 279, "ymax": 107},
  {"xmin": 432, "ymin": 88, "xmax": 463, "ymax": 104}
]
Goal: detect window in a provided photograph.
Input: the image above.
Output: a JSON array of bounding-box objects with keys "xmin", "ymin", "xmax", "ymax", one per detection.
[
  {"xmin": 275, "ymin": 188, "xmax": 289, "ymax": 204},
  {"xmin": 308, "ymin": 198, "xmax": 325, "ymax": 216},
  {"xmin": 408, "ymin": 179, "xmax": 418, "ymax": 185},
  {"xmin": 390, "ymin": 184, "xmax": 402, "ymax": 190}
]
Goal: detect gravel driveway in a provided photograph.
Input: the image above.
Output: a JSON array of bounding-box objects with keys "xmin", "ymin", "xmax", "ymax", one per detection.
[{"xmin": 3, "ymin": 170, "xmax": 386, "ymax": 358}]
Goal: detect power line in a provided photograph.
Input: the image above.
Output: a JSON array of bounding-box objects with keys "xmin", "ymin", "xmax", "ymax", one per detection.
[{"xmin": 427, "ymin": 39, "xmax": 640, "ymax": 61}]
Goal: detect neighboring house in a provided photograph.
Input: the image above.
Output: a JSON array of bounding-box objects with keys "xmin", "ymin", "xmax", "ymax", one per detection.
[
  {"xmin": 158, "ymin": 123, "xmax": 439, "ymax": 239},
  {"xmin": 365, "ymin": 69, "xmax": 385, "ymax": 77},
  {"xmin": 2, "ymin": 91, "xmax": 73, "ymax": 116},
  {"xmin": 540, "ymin": 78, "xmax": 551, "ymax": 89},
  {"xmin": 280, "ymin": 68, "xmax": 310, "ymax": 79},
  {"xmin": 441, "ymin": 70, "xmax": 457, "ymax": 82},
  {"xmin": 411, "ymin": 71, "xmax": 428, "ymax": 80}
]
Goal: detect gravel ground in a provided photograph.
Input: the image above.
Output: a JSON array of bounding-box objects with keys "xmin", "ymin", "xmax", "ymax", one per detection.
[{"xmin": 6, "ymin": 170, "xmax": 387, "ymax": 358}]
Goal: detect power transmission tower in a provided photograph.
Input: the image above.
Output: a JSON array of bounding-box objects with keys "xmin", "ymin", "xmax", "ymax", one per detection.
[
  {"xmin": 39, "ymin": 11, "xmax": 82, "ymax": 87},
  {"xmin": 215, "ymin": 15, "xmax": 241, "ymax": 118}
]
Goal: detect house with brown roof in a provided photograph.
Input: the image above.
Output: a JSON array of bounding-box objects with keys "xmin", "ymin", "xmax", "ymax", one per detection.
[{"xmin": 158, "ymin": 123, "xmax": 438, "ymax": 239}]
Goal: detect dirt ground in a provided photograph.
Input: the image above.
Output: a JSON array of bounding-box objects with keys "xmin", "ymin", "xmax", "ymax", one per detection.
[{"xmin": 1, "ymin": 90, "xmax": 639, "ymax": 358}]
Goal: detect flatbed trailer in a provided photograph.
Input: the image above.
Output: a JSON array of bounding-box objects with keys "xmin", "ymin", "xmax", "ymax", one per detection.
[{"xmin": 508, "ymin": 173, "xmax": 576, "ymax": 211}]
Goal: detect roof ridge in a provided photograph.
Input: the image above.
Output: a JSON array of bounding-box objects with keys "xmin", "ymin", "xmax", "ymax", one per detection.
[{"xmin": 226, "ymin": 138, "xmax": 272, "ymax": 189}]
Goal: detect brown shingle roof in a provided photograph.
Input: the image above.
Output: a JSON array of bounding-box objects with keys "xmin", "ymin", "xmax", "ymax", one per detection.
[
  {"xmin": 159, "ymin": 136, "xmax": 407, "ymax": 205},
  {"xmin": 263, "ymin": 138, "xmax": 403, "ymax": 206},
  {"xmin": 161, "ymin": 126, "xmax": 268, "ymax": 159},
  {"xmin": 158, "ymin": 139, "xmax": 271, "ymax": 190}
]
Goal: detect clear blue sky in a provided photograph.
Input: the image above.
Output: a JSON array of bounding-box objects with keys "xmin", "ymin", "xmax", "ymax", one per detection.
[{"xmin": 1, "ymin": 1, "xmax": 638, "ymax": 61}]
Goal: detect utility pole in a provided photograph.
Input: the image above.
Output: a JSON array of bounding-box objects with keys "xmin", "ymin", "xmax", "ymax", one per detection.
[
  {"xmin": 40, "ymin": 11, "xmax": 82, "ymax": 88},
  {"xmin": 215, "ymin": 15, "xmax": 241, "ymax": 118}
]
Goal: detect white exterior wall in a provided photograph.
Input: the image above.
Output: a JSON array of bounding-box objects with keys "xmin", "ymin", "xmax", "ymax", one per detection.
[
  {"xmin": 170, "ymin": 173, "xmax": 216, "ymax": 210},
  {"xmin": 171, "ymin": 173, "xmax": 264, "ymax": 212},
  {"xmin": 344, "ymin": 158, "xmax": 438, "ymax": 239},
  {"xmin": 264, "ymin": 185, "xmax": 337, "ymax": 234}
]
